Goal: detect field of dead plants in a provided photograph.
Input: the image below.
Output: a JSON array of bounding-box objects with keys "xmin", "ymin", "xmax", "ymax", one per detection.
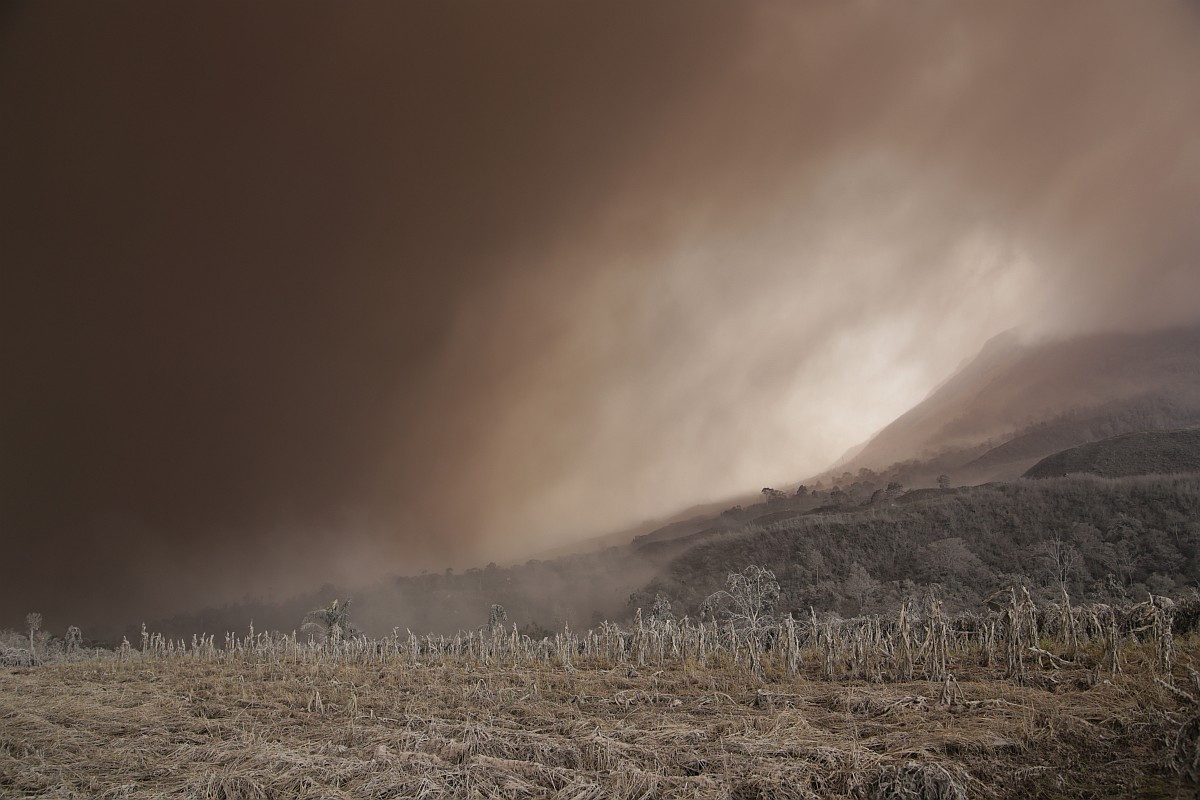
[{"xmin": 4, "ymin": 589, "xmax": 1200, "ymax": 798}]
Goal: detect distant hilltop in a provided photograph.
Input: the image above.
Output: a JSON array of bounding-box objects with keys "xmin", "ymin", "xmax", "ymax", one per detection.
[
  {"xmin": 826, "ymin": 324, "xmax": 1200, "ymax": 487},
  {"xmin": 1024, "ymin": 427, "xmax": 1200, "ymax": 480}
]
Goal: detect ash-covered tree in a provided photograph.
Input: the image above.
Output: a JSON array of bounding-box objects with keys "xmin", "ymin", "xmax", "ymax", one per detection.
[
  {"xmin": 65, "ymin": 625, "xmax": 82, "ymax": 656},
  {"xmin": 701, "ymin": 565, "xmax": 780, "ymax": 633},
  {"xmin": 919, "ymin": 537, "xmax": 984, "ymax": 584},
  {"xmin": 486, "ymin": 603, "xmax": 508, "ymax": 632},
  {"xmin": 1036, "ymin": 536, "xmax": 1082, "ymax": 595},
  {"xmin": 25, "ymin": 612, "xmax": 41, "ymax": 658},
  {"xmin": 807, "ymin": 550, "xmax": 827, "ymax": 585},
  {"xmin": 649, "ymin": 592, "xmax": 675, "ymax": 623},
  {"xmin": 842, "ymin": 563, "xmax": 880, "ymax": 613},
  {"xmin": 302, "ymin": 598, "xmax": 355, "ymax": 644},
  {"xmin": 761, "ymin": 488, "xmax": 788, "ymax": 503}
]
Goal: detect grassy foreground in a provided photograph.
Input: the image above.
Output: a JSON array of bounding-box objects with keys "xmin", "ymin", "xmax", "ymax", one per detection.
[{"xmin": 3, "ymin": 650, "xmax": 1199, "ymax": 799}]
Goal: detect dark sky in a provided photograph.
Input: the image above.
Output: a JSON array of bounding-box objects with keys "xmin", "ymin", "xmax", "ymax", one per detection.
[{"xmin": 3, "ymin": 2, "xmax": 1200, "ymax": 629}]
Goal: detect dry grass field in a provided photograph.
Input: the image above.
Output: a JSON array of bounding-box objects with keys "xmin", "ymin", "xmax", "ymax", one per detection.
[{"xmin": 3, "ymin": 650, "xmax": 1199, "ymax": 799}]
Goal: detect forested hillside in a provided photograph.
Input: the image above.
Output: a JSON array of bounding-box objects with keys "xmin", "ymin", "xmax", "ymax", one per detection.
[
  {"xmin": 1025, "ymin": 427, "xmax": 1200, "ymax": 479},
  {"xmin": 637, "ymin": 474, "xmax": 1200, "ymax": 619}
]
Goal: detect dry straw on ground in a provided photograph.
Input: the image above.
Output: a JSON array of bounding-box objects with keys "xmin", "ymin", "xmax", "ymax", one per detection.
[{"xmin": 3, "ymin": 593, "xmax": 1199, "ymax": 798}]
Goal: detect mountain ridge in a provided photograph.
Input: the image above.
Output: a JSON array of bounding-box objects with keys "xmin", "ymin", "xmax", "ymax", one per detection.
[{"xmin": 829, "ymin": 324, "xmax": 1200, "ymax": 485}]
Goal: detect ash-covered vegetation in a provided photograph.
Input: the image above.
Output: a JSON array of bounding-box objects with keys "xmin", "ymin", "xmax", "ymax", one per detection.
[
  {"xmin": 639, "ymin": 473, "xmax": 1200, "ymax": 620},
  {"xmin": 1025, "ymin": 427, "xmax": 1200, "ymax": 480},
  {"xmin": 6, "ymin": 580, "xmax": 1200, "ymax": 798},
  {"xmin": 127, "ymin": 473, "xmax": 1200, "ymax": 643}
]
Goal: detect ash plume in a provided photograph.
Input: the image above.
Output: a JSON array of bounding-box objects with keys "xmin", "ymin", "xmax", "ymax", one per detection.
[{"xmin": 1, "ymin": 1, "xmax": 1198, "ymax": 628}]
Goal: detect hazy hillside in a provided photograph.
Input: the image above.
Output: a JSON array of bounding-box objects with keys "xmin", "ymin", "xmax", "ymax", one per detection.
[
  {"xmin": 836, "ymin": 325, "xmax": 1200, "ymax": 485},
  {"xmin": 142, "ymin": 539, "xmax": 675, "ymax": 643},
  {"xmin": 1025, "ymin": 427, "xmax": 1200, "ymax": 479},
  {"xmin": 594, "ymin": 327, "xmax": 1200, "ymax": 556},
  {"xmin": 140, "ymin": 472, "xmax": 1200, "ymax": 644}
]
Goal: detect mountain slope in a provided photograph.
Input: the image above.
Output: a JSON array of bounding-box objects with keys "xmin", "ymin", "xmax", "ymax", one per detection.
[{"xmin": 839, "ymin": 325, "xmax": 1200, "ymax": 484}]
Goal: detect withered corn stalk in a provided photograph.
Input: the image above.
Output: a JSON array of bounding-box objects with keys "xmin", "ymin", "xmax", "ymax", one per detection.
[{"xmin": 99, "ymin": 587, "xmax": 1194, "ymax": 689}]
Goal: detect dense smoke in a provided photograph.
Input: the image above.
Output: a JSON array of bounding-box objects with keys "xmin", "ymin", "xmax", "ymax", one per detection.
[{"xmin": 2, "ymin": 1, "xmax": 1198, "ymax": 628}]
